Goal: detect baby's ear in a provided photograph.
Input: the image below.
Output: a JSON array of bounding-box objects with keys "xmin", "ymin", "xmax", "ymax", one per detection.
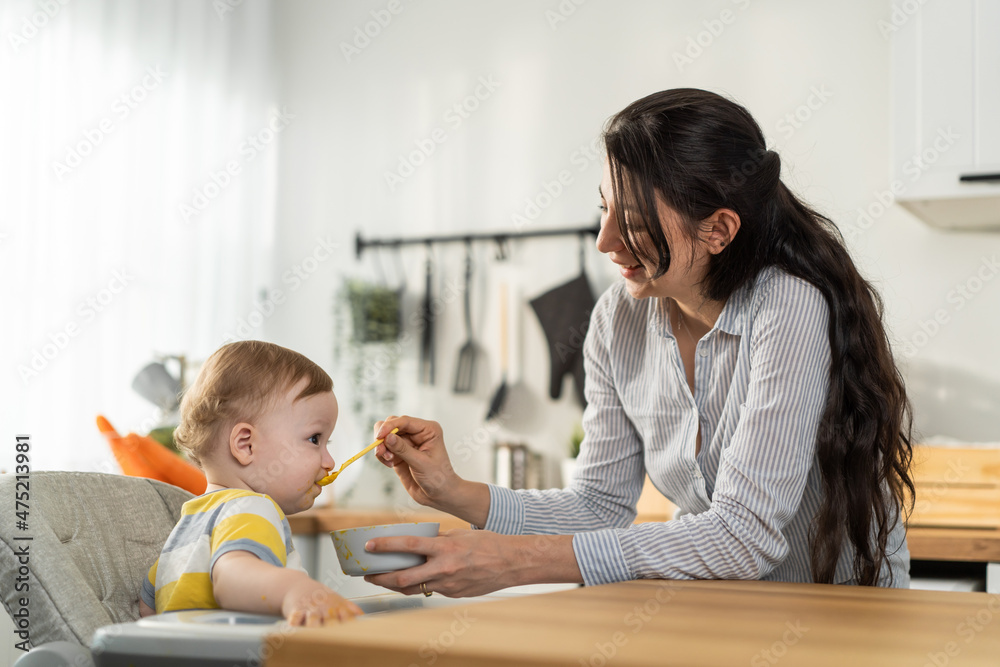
[{"xmin": 230, "ymin": 423, "xmax": 255, "ymax": 465}]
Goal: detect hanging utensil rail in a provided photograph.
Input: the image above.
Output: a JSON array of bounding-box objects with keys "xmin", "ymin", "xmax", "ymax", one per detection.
[{"xmin": 355, "ymin": 222, "xmax": 601, "ymax": 259}]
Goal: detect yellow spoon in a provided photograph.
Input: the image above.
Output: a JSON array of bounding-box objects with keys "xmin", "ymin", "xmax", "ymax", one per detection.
[{"xmin": 317, "ymin": 428, "xmax": 399, "ymax": 487}]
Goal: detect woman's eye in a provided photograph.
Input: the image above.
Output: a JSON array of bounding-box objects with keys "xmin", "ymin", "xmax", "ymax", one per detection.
[{"xmin": 598, "ymin": 203, "xmax": 608, "ymax": 213}]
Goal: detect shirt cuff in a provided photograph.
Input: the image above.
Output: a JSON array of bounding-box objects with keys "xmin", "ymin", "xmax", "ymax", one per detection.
[
  {"xmin": 479, "ymin": 484, "xmax": 525, "ymax": 534},
  {"xmin": 572, "ymin": 529, "xmax": 633, "ymax": 586}
]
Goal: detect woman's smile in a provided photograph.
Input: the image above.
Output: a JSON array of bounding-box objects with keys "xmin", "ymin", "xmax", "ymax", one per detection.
[{"xmin": 615, "ymin": 260, "xmax": 645, "ymax": 280}]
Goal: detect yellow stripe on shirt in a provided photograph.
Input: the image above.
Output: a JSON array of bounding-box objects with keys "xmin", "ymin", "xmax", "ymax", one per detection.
[{"xmin": 155, "ymin": 573, "xmax": 218, "ymax": 612}]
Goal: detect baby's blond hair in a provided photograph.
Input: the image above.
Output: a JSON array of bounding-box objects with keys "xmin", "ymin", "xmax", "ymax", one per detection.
[{"xmin": 174, "ymin": 340, "xmax": 333, "ymax": 467}]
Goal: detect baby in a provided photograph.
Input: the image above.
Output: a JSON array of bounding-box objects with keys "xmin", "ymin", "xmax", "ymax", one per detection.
[{"xmin": 139, "ymin": 340, "xmax": 362, "ymax": 625}]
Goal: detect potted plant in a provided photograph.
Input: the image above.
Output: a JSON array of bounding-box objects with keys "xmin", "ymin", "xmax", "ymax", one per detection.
[
  {"xmin": 345, "ymin": 279, "xmax": 401, "ymax": 343},
  {"xmin": 332, "ymin": 278, "xmax": 404, "ymax": 507}
]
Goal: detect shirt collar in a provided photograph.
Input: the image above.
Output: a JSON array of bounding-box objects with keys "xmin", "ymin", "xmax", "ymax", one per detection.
[
  {"xmin": 713, "ymin": 286, "xmax": 745, "ymax": 336},
  {"xmin": 715, "ymin": 266, "xmax": 781, "ymax": 336},
  {"xmin": 648, "ymin": 271, "xmax": 762, "ymax": 339}
]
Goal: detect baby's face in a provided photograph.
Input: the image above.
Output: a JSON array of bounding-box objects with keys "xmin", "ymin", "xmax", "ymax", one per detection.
[{"xmin": 249, "ymin": 377, "xmax": 338, "ymax": 514}]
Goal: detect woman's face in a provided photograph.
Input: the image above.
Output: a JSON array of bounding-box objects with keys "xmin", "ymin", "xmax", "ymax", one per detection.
[{"xmin": 596, "ymin": 159, "xmax": 706, "ymax": 301}]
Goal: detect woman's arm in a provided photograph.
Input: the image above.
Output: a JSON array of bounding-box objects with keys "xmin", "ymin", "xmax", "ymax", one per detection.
[
  {"xmin": 374, "ymin": 286, "xmax": 647, "ymax": 536},
  {"xmin": 368, "ymin": 288, "xmax": 647, "ymax": 594}
]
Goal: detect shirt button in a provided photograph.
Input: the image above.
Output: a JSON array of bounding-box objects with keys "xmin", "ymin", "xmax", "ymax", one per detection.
[{"xmin": 699, "ymin": 347, "xmax": 708, "ymax": 357}]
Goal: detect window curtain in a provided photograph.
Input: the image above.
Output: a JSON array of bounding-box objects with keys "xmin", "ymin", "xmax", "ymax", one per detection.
[{"xmin": 0, "ymin": 0, "xmax": 278, "ymax": 471}]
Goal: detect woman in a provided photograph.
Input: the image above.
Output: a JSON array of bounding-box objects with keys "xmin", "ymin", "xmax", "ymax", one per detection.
[{"xmin": 365, "ymin": 88, "xmax": 914, "ymax": 596}]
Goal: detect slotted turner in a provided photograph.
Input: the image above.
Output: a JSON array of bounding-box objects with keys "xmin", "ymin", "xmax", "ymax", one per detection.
[{"xmin": 454, "ymin": 243, "xmax": 477, "ymax": 393}]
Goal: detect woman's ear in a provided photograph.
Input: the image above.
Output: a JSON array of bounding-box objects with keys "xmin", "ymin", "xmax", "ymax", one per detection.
[
  {"xmin": 229, "ymin": 423, "xmax": 255, "ymax": 466},
  {"xmin": 703, "ymin": 208, "xmax": 741, "ymax": 254}
]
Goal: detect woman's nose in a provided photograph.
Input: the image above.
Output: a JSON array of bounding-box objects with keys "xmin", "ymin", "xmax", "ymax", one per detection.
[{"xmin": 595, "ymin": 210, "xmax": 624, "ymax": 255}]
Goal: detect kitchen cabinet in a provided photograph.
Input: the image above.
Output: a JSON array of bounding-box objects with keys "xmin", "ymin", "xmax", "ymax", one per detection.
[{"xmin": 891, "ymin": 0, "xmax": 1000, "ymax": 229}]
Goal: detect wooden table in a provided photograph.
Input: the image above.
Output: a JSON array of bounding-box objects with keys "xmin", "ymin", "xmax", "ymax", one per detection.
[{"xmin": 264, "ymin": 579, "xmax": 1000, "ymax": 666}]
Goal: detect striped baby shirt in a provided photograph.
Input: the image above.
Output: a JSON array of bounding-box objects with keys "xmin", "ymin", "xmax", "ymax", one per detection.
[
  {"xmin": 141, "ymin": 488, "xmax": 304, "ymax": 613},
  {"xmin": 484, "ymin": 266, "xmax": 910, "ymax": 587}
]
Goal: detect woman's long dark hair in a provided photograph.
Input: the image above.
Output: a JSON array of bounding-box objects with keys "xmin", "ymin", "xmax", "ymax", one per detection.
[{"xmin": 603, "ymin": 88, "xmax": 914, "ymax": 586}]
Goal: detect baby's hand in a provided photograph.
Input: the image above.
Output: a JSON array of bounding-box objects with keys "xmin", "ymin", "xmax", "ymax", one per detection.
[{"xmin": 282, "ymin": 579, "xmax": 363, "ymax": 626}]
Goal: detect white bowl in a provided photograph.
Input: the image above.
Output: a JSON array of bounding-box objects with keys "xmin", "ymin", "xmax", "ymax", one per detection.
[{"xmin": 330, "ymin": 523, "xmax": 440, "ymax": 576}]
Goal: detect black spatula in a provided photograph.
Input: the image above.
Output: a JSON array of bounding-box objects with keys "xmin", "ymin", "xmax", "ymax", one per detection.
[
  {"xmin": 419, "ymin": 252, "xmax": 435, "ymax": 384},
  {"xmin": 453, "ymin": 243, "xmax": 477, "ymax": 393}
]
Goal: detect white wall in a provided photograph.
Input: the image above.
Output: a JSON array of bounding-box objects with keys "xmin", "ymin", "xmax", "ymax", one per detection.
[{"xmin": 266, "ymin": 0, "xmax": 1000, "ymax": 502}]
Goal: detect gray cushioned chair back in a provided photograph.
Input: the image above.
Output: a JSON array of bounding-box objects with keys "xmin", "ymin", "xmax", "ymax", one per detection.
[{"xmin": 0, "ymin": 472, "xmax": 192, "ymax": 647}]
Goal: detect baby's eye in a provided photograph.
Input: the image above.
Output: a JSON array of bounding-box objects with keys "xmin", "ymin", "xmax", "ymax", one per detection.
[{"xmin": 308, "ymin": 434, "xmax": 322, "ymax": 445}]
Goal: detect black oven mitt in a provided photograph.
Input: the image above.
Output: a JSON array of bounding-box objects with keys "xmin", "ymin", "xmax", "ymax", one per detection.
[{"xmin": 529, "ymin": 274, "xmax": 595, "ymax": 408}]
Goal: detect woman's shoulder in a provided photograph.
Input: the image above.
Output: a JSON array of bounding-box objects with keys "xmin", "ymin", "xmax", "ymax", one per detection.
[
  {"xmin": 735, "ymin": 266, "xmax": 830, "ymax": 342},
  {"xmin": 746, "ymin": 265, "xmax": 828, "ymax": 315}
]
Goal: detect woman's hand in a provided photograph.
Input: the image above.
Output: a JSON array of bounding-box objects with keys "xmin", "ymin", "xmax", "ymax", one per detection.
[
  {"xmin": 373, "ymin": 416, "xmax": 490, "ymax": 526},
  {"xmin": 363, "ymin": 530, "xmax": 581, "ymax": 597},
  {"xmin": 373, "ymin": 416, "xmax": 454, "ymax": 508},
  {"xmin": 364, "ymin": 529, "xmax": 511, "ymax": 597}
]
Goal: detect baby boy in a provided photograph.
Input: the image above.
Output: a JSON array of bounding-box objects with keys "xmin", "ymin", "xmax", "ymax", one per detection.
[{"xmin": 139, "ymin": 340, "xmax": 362, "ymax": 625}]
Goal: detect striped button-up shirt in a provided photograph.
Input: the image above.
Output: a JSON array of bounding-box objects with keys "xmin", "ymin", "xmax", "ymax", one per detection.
[{"xmin": 484, "ymin": 266, "xmax": 910, "ymax": 587}]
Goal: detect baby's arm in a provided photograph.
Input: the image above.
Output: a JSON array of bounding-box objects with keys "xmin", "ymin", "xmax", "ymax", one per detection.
[
  {"xmin": 139, "ymin": 600, "xmax": 155, "ymax": 617},
  {"xmin": 212, "ymin": 551, "xmax": 362, "ymax": 625}
]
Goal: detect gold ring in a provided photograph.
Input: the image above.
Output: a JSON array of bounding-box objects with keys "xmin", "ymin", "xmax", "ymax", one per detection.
[{"xmin": 421, "ymin": 582, "xmax": 432, "ymax": 597}]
